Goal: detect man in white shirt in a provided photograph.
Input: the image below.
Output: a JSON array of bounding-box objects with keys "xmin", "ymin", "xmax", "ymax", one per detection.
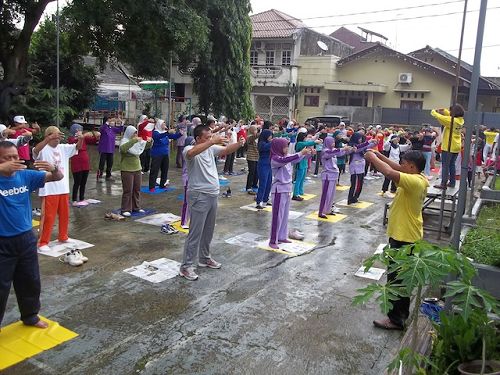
[
  {"xmin": 179, "ymin": 124, "xmax": 244, "ymax": 281},
  {"xmin": 33, "ymin": 126, "xmax": 83, "ymax": 252}
]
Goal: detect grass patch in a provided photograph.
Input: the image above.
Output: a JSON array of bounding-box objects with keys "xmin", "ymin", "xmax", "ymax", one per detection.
[
  {"xmin": 495, "ymin": 177, "xmax": 500, "ymax": 190},
  {"xmin": 461, "ymin": 203, "xmax": 500, "ymax": 267}
]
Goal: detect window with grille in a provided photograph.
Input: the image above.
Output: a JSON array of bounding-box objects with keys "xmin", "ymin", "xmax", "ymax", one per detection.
[
  {"xmin": 282, "ymin": 50, "xmax": 291, "ymax": 66},
  {"xmin": 250, "ymin": 51, "xmax": 258, "ymax": 66},
  {"xmin": 400, "ymin": 100, "xmax": 423, "ymax": 110},
  {"xmin": 304, "ymin": 96, "xmax": 320, "ymax": 107},
  {"xmin": 265, "ymin": 51, "xmax": 275, "ymax": 66}
]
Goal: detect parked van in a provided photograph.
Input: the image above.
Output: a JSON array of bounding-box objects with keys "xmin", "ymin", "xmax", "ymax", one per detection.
[{"xmin": 305, "ymin": 115, "xmax": 351, "ymax": 127}]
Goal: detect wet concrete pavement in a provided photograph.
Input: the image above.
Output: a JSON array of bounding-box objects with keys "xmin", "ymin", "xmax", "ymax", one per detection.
[{"xmin": 3, "ymin": 146, "xmax": 445, "ymax": 374}]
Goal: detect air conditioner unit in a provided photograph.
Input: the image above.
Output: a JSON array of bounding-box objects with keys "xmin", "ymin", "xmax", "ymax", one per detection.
[{"xmin": 398, "ymin": 73, "xmax": 412, "ymax": 84}]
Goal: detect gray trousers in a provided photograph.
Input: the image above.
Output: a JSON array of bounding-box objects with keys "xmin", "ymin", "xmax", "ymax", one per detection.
[{"xmin": 181, "ymin": 191, "xmax": 218, "ymax": 269}]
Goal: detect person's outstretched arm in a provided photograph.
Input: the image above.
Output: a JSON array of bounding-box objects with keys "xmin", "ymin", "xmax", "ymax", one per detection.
[{"xmin": 364, "ymin": 150, "xmax": 401, "ymax": 183}]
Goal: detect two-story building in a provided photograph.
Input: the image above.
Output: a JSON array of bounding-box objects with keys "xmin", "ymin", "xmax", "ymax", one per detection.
[
  {"xmin": 167, "ymin": 9, "xmax": 500, "ymax": 125},
  {"xmin": 250, "ymin": 9, "xmax": 352, "ymax": 122}
]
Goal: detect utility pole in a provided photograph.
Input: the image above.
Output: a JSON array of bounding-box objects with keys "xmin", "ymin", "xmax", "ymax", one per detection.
[{"xmin": 451, "ymin": 0, "xmax": 488, "ymax": 249}]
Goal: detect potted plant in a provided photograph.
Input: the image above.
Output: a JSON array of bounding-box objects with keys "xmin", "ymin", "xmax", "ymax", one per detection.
[{"xmin": 353, "ymin": 240, "xmax": 499, "ymax": 374}]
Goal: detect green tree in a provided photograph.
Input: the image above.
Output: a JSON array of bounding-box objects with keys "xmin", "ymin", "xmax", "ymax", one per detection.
[
  {"xmin": 0, "ymin": 0, "xmax": 55, "ymax": 121},
  {"xmin": 10, "ymin": 17, "xmax": 98, "ymax": 126},
  {"xmin": 192, "ymin": 0, "xmax": 254, "ymax": 120},
  {"xmin": 64, "ymin": 0, "xmax": 209, "ymax": 78}
]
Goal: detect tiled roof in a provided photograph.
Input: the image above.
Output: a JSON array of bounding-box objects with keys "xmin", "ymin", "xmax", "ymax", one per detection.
[
  {"xmin": 337, "ymin": 43, "xmax": 463, "ymax": 82},
  {"xmin": 409, "ymin": 46, "xmax": 500, "ymax": 90},
  {"xmin": 409, "ymin": 46, "xmax": 474, "ymax": 71},
  {"xmin": 330, "ymin": 27, "xmax": 376, "ymax": 53},
  {"xmin": 251, "ymin": 9, "xmax": 306, "ymax": 39}
]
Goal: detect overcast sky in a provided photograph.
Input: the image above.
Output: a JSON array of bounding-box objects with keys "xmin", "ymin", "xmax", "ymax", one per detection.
[
  {"xmin": 44, "ymin": 0, "xmax": 499, "ymax": 76},
  {"xmin": 250, "ymin": 0, "xmax": 500, "ymax": 76}
]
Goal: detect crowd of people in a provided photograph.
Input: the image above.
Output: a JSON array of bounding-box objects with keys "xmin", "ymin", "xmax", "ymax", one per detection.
[{"xmin": 0, "ymin": 107, "xmax": 498, "ymax": 332}]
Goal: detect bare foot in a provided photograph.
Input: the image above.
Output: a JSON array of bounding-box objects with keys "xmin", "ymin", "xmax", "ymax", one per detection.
[{"xmin": 27, "ymin": 319, "xmax": 49, "ymax": 329}]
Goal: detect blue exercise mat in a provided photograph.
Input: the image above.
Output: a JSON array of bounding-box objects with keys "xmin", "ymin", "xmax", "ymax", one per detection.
[
  {"xmin": 219, "ymin": 179, "xmax": 230, "ymax": 186},
  {"xmin": 112, "ymin": 208, "xmax": 156, "ymax": 217},
  {"xmin": 140, "ymin": 186, "xmax": 176, "ymax": 194},
  {"xmin": 177, "ymin": 194, "xmax": 185, "ymax": 201}
]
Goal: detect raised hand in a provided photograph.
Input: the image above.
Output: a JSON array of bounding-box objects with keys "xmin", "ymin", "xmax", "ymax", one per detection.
[
  {"xmin": 211, "ymin": 134, "xmax": 227, "ymax": 145},
  {"xmin": 33, "ymin": 161, "xmax": 56, "ymax": 172},
  {"xmin": 0, "ymin": 160, "xmax": 26, "ymax": 174},
  {"xmin": 300, "ymin": 147, "xmax": 312, "ymax": 156}
]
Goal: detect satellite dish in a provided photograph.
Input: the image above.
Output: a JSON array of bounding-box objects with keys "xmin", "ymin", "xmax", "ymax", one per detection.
[{"xmin": 317, "ymin": 40, "xmax": 329, "ymax": 52}]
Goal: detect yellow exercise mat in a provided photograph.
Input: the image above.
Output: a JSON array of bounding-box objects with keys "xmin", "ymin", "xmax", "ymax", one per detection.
[
  {"xmin": 300, "ymin": 193, "xmax": 317, "ymax": 201},
  {"xmin": 336, "ymin": 185, "xmax": 350, "ymax": 191},
  {"xmin": 306, "ymin": 211, "xmax": 347, "ymax": 223},
  {"xmin": 336, "ymin": 199, "xmax": 373, "ymax": 209},
  {"xmin": 0, "ymin": 316, "xmax": 78, "ymax": 370},
  {"xmin": 32, "ymin": 220, "xmax": 40, "ymax": 228},
  {"xmin": 170, "ymin": 221, "xmax": 189, "ymax": 234}
]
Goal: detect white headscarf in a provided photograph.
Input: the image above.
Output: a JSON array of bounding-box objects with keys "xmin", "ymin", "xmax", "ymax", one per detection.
[
  {"xmin": 120, "ymin": 125, "xmax": 146, "ymax": 155},
  {"xmin": 155, "ymin": 119, "xmax": 167, "ymax": 133}
]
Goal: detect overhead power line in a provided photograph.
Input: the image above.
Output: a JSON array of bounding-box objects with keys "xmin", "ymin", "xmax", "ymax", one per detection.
[
  {"xmin": 251, "ymin": 0, "xmax": 466, "ymax": 24},
  {"xmin": 251, "ymin": 6, "xmax": 500, "ymax": 33}
]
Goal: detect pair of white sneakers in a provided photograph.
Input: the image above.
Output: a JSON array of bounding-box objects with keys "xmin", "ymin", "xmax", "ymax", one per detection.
[{"xmin": 61, "ymin": 249, "xmax": 88, "ymax": 267}]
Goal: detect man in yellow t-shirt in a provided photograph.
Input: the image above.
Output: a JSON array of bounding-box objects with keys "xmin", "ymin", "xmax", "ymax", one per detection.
[{"xmin": 364, "ymin": 149, "xmax": 429, "ymax": 330}]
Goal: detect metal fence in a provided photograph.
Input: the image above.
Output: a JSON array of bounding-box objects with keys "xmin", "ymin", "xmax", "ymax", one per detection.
[{"xmin": 324, "ymin": 105, "xmax": 500, "ymax": 127}]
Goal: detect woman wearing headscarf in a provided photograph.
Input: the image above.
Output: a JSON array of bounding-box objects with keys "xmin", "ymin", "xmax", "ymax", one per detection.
[
  {"xmin": 292, "ymin": 131, "xmax": 321, "ymax": 201},
  {"xmin": 68, "ymin": 123, "xmax": 100, "ymax": 206},
  {"xmin": 379, "ymin": 134, "xmax": 412, "ymax": 198},
  {"xmin": 255, "ymin": 129, "xmax": 273, "ymax": 209},
  {"xmin": 149, "ymin": 119, "xmax": 182, "ymax": 191},
  {"xmin": 119, "ymin": 126, "xmax": 151, "ymax": 216},
  {"xmin": 347, "ymin": 131, "xmax": 377, "ymax": 204},
  {"xmin": 430, "ymin": 104, "xmax": 464, "ymax": 189},
  {"xmin": 333, "ymin": 129, "xmax": 349, "ymax": 184},
  {"xmin": 268, "ymin": 138, "xmax": 311, "ymax": 249},
  {"xmin": 318, "ymin": 137, "xmax": 352, "ymax": 218}
]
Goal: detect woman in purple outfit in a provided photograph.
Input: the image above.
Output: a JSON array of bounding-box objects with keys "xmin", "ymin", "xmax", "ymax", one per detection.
[
  {"xmin": 268, "ymin": 138, "xmax": 312, "ymax": 249},
  {"xmin": 97, "ymin": 117, "xmax": 124, "ymax": 181},
  {"xmin": 347, "ymin": 132, "xmax": 378, "ymax": 204},
  {"xmin": 318, "ymin": 137, "xmax": 353, "ymax": 218}
]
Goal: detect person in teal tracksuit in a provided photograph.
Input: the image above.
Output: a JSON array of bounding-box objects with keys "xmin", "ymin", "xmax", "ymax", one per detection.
[{"xmin": 292, "ymin": 132, "xmax": 322, "ymax": 201}]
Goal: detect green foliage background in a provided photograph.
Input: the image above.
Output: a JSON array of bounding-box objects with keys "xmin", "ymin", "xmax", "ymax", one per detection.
[
  {"xmin": 461, "ymin": 204, "xmax": 500, "ymax": 267},
  {"xmin": 10, "ymin": 17, "xmax": 98, "ymax": 126}
]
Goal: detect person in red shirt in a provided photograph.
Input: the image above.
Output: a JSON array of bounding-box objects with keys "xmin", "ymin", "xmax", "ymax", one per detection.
[
  {"xmin": 137, "ymin": 115, "xmax": 154, "ymax": 173},
  {"xmin": 236, "ymin": 121, "xmax": 247, "ymax": 158},
  {"xmin": 68, "ymin": 124, "xmax": 100, "ymax": 206},
  {"xmin": 9, "ymin": 115, "xmax": 41, "ymax": 167}
]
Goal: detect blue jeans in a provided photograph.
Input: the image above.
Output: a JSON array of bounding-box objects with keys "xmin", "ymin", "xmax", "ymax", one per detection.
[
  {"xmin": 441, "ymin": 151, "xmax": 458, "ymax": 187},
  {"xmin": 422, "ymin": 151, "xmax": 432, "ymax": 176},
  {"xmin": 293, "ymin": 168, "xmax": 307, "ymax": 196},
  {"xmin": 256, "ymin": 162, "xmax": 272, "ymax": 204}
]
